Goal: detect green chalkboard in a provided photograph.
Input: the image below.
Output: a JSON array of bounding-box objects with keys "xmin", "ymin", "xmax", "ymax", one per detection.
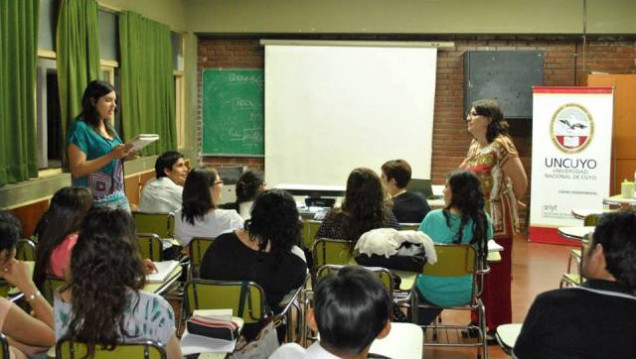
[{"xmin": 202, "ymin": 69, "xmax": 264, "ymax": 156}]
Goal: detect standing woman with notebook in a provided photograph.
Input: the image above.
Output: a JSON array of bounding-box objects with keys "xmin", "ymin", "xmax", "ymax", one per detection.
[
  {"xmin": 460, "ymin": 99, "xmax": 527, "ymax": 333},
  {"xmin": 67, "ymin": 80, "xmax": 138, "ymax": 211}
]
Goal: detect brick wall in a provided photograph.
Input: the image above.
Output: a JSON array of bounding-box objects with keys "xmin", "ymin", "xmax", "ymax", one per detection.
[{"xmin": 197, "ymin": 35, "xmax": 636, "ymax": 229}]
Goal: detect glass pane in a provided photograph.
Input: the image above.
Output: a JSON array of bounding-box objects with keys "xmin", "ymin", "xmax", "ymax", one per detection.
[
  {"xmin": 99, "ymin": 10, "xmax": 118, "ymax": 61},
  {"xmin": 38, "ymin": 0, "xmax": 57, "ymax": 51}
]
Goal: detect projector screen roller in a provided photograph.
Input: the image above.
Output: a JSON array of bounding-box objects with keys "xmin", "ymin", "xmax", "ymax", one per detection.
[{"xmin": 265, "ymin": 44, "xmax": 437, "ymax": 188}]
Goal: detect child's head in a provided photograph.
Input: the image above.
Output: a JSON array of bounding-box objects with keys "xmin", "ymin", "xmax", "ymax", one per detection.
[{"xmin": 311, "ymin": 266, "xmax": 391, "ymax": 356}]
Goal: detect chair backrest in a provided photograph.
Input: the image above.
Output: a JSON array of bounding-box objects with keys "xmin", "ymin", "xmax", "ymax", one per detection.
[
  {"xmin": 132, "ymin": 212, "xmax": 174, "ymax": 239},
  {"xmin": 15, "ymin": 238, "xmax": 37, "ymax": 261},
  {"xmin": 316, "ymin": 264, "xmax": 394, "ymax": 299},
  {"xmin": 302, "ymin": 220, "xmax": 322, "ymax": 250},
  {"xmin": 399, "ymin": 223, "xmax": 421, "ymax": 231},
  {"xmin": 311, "ymin": 238, "xmax": 354, "ymax": 271},
  {"xmin": 584, "ymin": 213, "xmax": 602, "ymax": 227},
  {"xmin": 43, "ymin": 276, "xmax": 66, "ymax": 304},
  {"xmin": 422, "ymin": 244, "xmax": 477, "ymax": 277},
  {"xmin": 183, "ymin": 279, "xmax": 268, "ymax": 324},
  {"xmin": 56, "ymin": 340, "xmax": 167, "ymax": 359},
  {"xmin": 135, "ymin": 233, "xmax": 163, "ymax": 261},
  {"xmin": 0, "ymin": 333, "xmax": 9, "ymax": 359},
  {"xmin": 188, "ymin": 237, "xmax": 215, "ymax": 278}
]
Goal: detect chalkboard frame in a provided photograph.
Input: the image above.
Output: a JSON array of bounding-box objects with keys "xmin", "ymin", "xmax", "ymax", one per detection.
[{"xmin": 201, "ymin": 68, "xmax": 265, "ymax": 157}]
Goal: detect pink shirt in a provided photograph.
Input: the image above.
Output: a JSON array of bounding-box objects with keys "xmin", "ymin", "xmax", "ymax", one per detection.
[{"xmin": 49, "ymin": 233, "xmax": 78, "ymax": 278}]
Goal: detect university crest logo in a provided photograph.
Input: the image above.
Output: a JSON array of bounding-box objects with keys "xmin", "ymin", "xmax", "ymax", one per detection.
[{"xmin": 550, "ymin": 103, "xmax": 594, "ymax": 153}]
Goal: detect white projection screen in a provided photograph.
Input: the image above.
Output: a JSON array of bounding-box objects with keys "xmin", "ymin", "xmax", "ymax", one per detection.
[{"xmin": 264, "ymin": 43, "xmax": 437, "ymax": 188}]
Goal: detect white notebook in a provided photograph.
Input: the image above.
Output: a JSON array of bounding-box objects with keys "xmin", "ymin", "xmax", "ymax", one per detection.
[
  {"xmin": 146, "ymin": 260, "xmax": 179, "ymax": 283},
  {"xmin": 128, "ymin": 133, "xmax": 159, "ymax": 151}
]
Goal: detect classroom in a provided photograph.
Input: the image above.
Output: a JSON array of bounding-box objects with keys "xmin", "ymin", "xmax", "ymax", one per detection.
[{"xmin": 1, "ymin": 1, "xmax": 636, "ymax": 358}]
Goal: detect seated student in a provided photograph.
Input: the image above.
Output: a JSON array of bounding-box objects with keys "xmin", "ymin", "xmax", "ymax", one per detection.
[
  {"xmin": 270, "ymin": 266, "xmax": 391, "ymax": 359},
  {"xmin": 33, "ymin": 187, "xmax": 93, "ymax": 292},
  {"xmin": 316, "ymin": 168, "xmax": 399, "ymax": 245},
  {"xmin": 174, "ymin": 167, "xmax": 243, "ymax": 247},
  {"xmin": 416, "ymin": 170, "xmax": 492, "ymax": 325},
  {"xmin": 55, "ymin": 206, "xmax": 181, "ymax": 359},
  {"xmin": 0, "ymin": 211, "xmax": 55, "ymax": 359},
  {"xmin": 381, "ymin": 159, "xmax": 430, "ymax": 223},
  {"xmin": 200, "ymin": 189, "xmax": 307, "ymax": 340},
  {"xmin": 139, "ymin": 151, "xmax": 188, "ymax": 213},
  {"xmin": 513, "ymin": 211, "xmax": 636, "ymax": 359},
  {"xmin": 219, "ymin": 170, "xmax": 265, "ymax": 220}
]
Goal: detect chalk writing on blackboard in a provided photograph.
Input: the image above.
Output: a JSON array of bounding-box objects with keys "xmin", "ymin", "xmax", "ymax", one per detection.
[{"xmin": 202, "ymin": 69, "xmax": 264, "ymax": 156}]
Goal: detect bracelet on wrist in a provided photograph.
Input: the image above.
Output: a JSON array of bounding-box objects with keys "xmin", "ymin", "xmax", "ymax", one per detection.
[{"xmin": 26, "ymin": 291, "xmax": 42, "ymax": 302}]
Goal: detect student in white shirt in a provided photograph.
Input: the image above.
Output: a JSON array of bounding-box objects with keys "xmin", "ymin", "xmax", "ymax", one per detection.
[
  {"xmin": 270, "ymin": 266, "xmax": 391, "ymax": 359},
  {"xmin": 175, "ymin": 167, "xmax": 243, "ymax": 247},
  {"xmin": 139, "ymin": 151, "xmax": 188, "ymax": 213}
]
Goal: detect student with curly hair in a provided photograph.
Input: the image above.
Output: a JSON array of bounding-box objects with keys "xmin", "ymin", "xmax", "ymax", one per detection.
[
  {"xmin": 54, "ymin": 207, "xmax": 181, "ymax": 359},
  {"xmin": 315, "ymin": 168, "xmax": 399, "ymax": 245},
  {"xmin": 200, "ymin": 189, "xmax": 307, "ymax": 340}
]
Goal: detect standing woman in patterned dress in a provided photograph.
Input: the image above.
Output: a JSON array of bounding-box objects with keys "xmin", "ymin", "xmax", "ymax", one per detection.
[{"xmin": 460, "ymin": 99, "xmax": 528, "ymax": 333}]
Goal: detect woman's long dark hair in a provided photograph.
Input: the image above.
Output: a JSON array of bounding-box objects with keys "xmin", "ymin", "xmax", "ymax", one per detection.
[
  {"xmin": 79, "ymin": 80, "xmax": 116, "ymax": 137},
  {"xmin": 472, "ymin": 99, "xmax": 509, "ymax": 143},
  {"xmin": 235, "ymin": 170, "xmax": 264, "ymax": 205},
  {"xmin": 182, "ymin": 167, "xmax": 218, "ymax": 225},
  {"xmin": 245, "ymin": 189, "xmax": 301, "ymax": 257},
  {"xmin": 443, "ymin": 170, "xmax": 489, "ymax": 261},
  {"xmin": 335, "ymin": 168, "xmax": 387, "ymax": 242},
  {"xmin": 64, "ymin": 206, "xmax": 146, "ymax": 356},
  {"xmin": 33, "ymin": 187, "xmax": 93, "ymax": 291}
]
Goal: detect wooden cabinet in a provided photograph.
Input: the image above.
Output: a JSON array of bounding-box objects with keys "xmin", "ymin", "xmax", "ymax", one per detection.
[{"xmin": 588, "ymin": 74, "xmax": 636, "ymax": 194}]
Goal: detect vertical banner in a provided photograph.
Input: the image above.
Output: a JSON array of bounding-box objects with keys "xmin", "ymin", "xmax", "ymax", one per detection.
[{"xmin": 529, "ymin": 87, "xmax": 614, "ymax": 245}]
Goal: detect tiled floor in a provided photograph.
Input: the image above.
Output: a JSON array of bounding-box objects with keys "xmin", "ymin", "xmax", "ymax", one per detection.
[{"xmin": 423, "ymin": 234, "xmax": 574, "ymax": 358}]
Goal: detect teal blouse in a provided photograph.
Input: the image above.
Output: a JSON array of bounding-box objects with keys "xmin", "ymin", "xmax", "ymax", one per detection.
[
  {"xmin": 417, "ymin": 209, "xmax": 493, "ymax": 307},
  {"xmin": 66, "ymin": 119, "xmax": 124, "ymax": 200}
]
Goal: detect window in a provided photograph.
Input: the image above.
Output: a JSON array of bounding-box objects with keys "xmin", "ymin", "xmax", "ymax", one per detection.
[{"xmin": 36, "ymin": 57, "xmax": 62, "ymax": 170}]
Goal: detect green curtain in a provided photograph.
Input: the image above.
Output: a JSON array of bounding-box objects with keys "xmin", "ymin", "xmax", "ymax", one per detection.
[
  {"xmin": 56, "ymin": 0, "xmax": 100, "ymax": 162},
  {"xmin": 0, "ymin": 0, "xmax": 39, "ymax": 185},
  {"xmin": 119, "ymin": 11, "xmax": 176, "ymax": 154}
]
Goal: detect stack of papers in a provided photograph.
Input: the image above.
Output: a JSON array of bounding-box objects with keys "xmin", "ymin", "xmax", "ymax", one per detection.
[
  {"xmin": 181, "ymin": 309, "xmax": 244, "ymax": 355},
  {"xmin": 128, "ymin": 133, "xmax": 159, "ymax": 151},
  {"xmin": 488, "ymin": 239, "xmax": 504, "ymax": 252}
]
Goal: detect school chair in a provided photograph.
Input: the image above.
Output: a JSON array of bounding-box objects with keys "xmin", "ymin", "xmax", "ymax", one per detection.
[
  {"xmin": 412, "ymin": 243, "xmax": 489, "ymax": 359},
  {"xmin": 400, "ymin": 223, "xmax": 421, "ymax": 231},
  {"xmin": 132, "ymin": 212, "xmax": 175, "ymax": 239},
  {"xmin": 0, "ymin": 333, "xmax": 9, "ymax": 359},
  {"xmin": 315, "ymin": 265, "xmax": 394, "ymax": 301},
  {"xmin": 135, "ymin": 233, "xmax": 163, "ymax": 261},
  {"xmin": 183, "ymin": 278, "xmax": 306, "ymax": 342},
  {"xmin": 15, "ymin": 239, "xmax": 37, "ymax": 261},
  {"xmin": 302, "ymin": 220, "xmax": 322, "ymax": 251},
  {"xmin": 187, "ymin": 236, "xmax": 215, "ymax": 279},
  {"xmin": 56, "ymin": 339, "xmax": 166, "ymax": 359},
  {"xmin": 310, "ymin": 238, "xmax": 353, "ymax": 284}
]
